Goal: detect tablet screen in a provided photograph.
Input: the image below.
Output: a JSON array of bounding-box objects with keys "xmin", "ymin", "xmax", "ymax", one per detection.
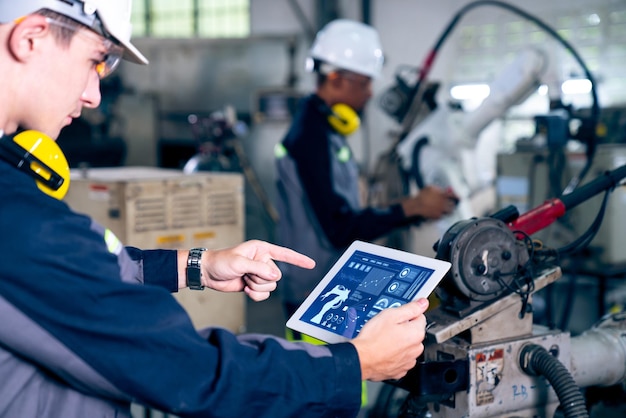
[{"xmin": 287, "ymin": 241, "xmax": 451, "ymax": 343}]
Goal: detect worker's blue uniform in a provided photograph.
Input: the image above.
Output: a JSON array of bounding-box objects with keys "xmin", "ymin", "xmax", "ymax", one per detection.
[
  {"xmin": 0, "ymin": 156, "xmax": 362, "ymax": 417},
  {"xmin": 276, "ymin": 94, "xmax": 414, "ymax": 311}
]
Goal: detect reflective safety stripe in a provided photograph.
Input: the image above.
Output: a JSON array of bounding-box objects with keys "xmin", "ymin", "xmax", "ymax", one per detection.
[
  {"xmin": 275, "ymin": 142, "xmax": 351, "ymax": 163},
  {"xmin": 274, "ymin": 143, "xmax": 287, "ymax": 159},
  {"xmin": 337, "ymin": 146, "xmax": 351, "ymax": 162},
  {"xmin": 284, "ymin": 327, "xmax": 367, "ymax": 405},
  {"xmin": 104, "ymin": 229, "xmax": 123, "ymax": 255}
]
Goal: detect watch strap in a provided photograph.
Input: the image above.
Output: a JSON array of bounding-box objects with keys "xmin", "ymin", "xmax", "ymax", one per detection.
[{"xmin": 186, "ymin": 248, "xmax": 207, "ymax": 290}]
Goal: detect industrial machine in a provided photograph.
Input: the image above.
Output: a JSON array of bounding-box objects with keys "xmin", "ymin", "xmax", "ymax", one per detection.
[
  {"xmin": 183, "ymin": 106, "xmax": 279, "ymax": 225},
  {"xmin": 63, "ymin": 167, "xmax": 246, "ymax": 333},
  {"xmin": 369, "ymin": 166, "xmax": 626, "ymax": 418},
  {"xmin": 369, "ymin": 1, "xmax": 625, "ymax": 416}
]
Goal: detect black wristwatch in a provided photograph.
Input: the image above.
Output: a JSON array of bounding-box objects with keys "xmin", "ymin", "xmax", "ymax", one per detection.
[{"xmin": 186, "ymin": 248, "xmax": 207, "ymax": 290}]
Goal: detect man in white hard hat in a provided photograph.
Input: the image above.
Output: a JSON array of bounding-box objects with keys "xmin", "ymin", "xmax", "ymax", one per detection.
[
  {"xmin": 0, "ymin": 3, "xmax": 431, "ymax": 417},
  {"xmin": 276, "ymin": 19, "xmax": 458, "ymax": 319}
]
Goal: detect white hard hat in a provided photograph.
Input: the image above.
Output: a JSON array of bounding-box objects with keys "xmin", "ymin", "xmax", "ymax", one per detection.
[
  {"xmin": 308, "ymin": 19, "xmax": 383, "ymax": 79},
  {"xmin": 0, "ymin": 0, "xmax": 148, "ymax": 65}
]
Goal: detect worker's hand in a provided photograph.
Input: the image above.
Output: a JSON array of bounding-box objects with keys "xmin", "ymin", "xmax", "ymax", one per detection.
[
  {"xmin": 400, "ymin": 186, "xmax": 458, "ymax": 220},
  {"xmin": 181, "ymin": 240, "xmax": 315, "ymax": 301},
  {"xmin": 351, "ymin": 298, "xmax": 429, "ymax": 381}
]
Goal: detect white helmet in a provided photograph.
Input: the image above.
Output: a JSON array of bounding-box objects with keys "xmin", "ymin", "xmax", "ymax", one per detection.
[
  {"xmin": 308, "ymin": 19, "xmax": 383, "ymax": 79},
  {"xmin": 0, "ymin": 0, "xmax": 148, "ymax": 65}
]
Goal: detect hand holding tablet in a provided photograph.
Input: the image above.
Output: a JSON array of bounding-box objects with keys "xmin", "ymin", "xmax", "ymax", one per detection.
[
  {"xmin": 351, "ymin": 297, "xmax": 430, "ymax": 381},
  {"xmin": 286, "ymin": 240, "xmax": 451, "ymax": 344}
]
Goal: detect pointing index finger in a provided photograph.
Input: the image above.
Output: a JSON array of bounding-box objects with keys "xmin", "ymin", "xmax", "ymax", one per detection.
[{"xmin": 266, "ymin": 244, "xmax": 316, "ymax": 270}]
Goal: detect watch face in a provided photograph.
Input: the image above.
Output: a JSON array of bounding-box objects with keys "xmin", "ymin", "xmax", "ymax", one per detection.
[{"xmin": 187, "ymin": 248, "xmax": 206, "ymax": 290}]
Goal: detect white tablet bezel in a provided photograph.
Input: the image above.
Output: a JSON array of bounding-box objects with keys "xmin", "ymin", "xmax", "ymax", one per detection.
[{"xmin": 286, "ymin": 240, "xmax": 451, "ymax": 344}]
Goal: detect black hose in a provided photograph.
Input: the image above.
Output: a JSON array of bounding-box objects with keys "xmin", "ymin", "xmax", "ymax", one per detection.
[
  {"xmin": 520, "ymin": 344, "xmax": 589, "ymax": 418},
  {"xmin": 410, "ymin": 136, "xmax": 429, "ymax": 189},
  {"xmin": 559, "ymin": 164, "xmax": 626, "ymax": 210}
]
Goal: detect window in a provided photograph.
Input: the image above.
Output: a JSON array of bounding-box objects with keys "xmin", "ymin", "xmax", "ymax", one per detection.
[{"xmin": 131, "ymin": 0, "xmax": 250, "ymax": 38}]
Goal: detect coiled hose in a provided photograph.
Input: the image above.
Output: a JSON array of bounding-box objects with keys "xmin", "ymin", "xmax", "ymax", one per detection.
[{"xmin": 520, "ymin": 344, "xmax": 589, "ymax": 418}]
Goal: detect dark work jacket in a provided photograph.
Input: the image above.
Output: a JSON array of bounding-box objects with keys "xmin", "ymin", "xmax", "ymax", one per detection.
[
  {"xmin": 0, "ymin": 156, "xmax": 361, "ymax": 418},
  {"xmin": 275, "ymin": 94, "xmax": 410, "ymax": 305}
]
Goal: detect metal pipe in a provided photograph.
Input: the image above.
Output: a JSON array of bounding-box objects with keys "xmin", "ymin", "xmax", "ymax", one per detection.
[
  {"xmin": 570, "ymin": 312, "xmax": 626, "ymax": 388},
  {"xmin": 288, "ymin": 0, "xmax": 315, "ymax": 41},
  {"xmin": 361, "ymin": 0, "xmax": 371, "ymax": 25}
]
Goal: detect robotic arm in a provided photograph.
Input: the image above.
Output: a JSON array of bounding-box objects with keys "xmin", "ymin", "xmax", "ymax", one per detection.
[
  {"xmin": 380, "ymin": 0, "xmax": 600, "ymax": 222},
  {"xmin": 394, "ymin": 48, "xmax": 548, "ymax": 224}
]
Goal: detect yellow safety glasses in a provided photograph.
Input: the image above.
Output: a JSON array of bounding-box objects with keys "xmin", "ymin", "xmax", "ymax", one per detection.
[{"xmin": 45, "ymin": 17, "xmax": 124, "ymax": 79}]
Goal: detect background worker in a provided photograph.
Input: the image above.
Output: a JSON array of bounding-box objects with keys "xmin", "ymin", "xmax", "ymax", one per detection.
[
  {"xmin": 276, "ymin": 19, "xmax": 459, "ymax": 317},
  {"xmin": 0, "ymin": 1, "xmax": 431, "ymax": 417}
]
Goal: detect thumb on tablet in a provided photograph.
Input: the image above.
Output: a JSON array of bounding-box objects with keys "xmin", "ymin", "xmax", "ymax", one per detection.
[{"xmin": 395, "ymin": 298, "xmax": 429, "ymax": 322}]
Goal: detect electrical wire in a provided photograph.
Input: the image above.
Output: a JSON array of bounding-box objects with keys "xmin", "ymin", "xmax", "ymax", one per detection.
[
  {"xmin": 528, "ymin": 189, "xmax": 610, "ymax": 329},
  {"xmin": 492, "ymin": 231, "xmax": 536, "ymax": 318},
  {"xmin": 535, "ymin": 189, "xmax": 611, "ymax": 259}
]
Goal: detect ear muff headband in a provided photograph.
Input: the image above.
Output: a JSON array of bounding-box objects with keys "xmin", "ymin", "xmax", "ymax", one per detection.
[
  {"xmin": 0, "ymin": 130, "xmax": 70, "ymax": 200},
  {"xmin": 327, "ymin": 103, "xmax": 360, "ymax": 136}
]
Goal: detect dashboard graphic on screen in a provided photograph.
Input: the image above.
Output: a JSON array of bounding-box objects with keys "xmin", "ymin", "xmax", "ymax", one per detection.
[{"xmin": 297, "ymin": 250, "xmax": 435, "ymax": 340}]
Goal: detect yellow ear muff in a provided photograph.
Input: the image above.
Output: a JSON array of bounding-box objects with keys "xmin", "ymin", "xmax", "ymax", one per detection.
[
  {"xmin": 12, "ymin": 130, "xmax": 70, "ymax": 200},
  {"xmin": 327, "ymin": 103, "xmax": 360, "ymax": 136}
]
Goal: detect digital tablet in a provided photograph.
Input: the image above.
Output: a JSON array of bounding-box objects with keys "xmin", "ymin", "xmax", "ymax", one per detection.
[{"xmin": 286, "ymin": 240, "xmax": 451, "ymax": 344}]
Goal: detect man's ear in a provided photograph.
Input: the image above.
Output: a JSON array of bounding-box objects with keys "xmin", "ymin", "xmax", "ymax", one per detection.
[{"xmin": 8, "ymin": 14, "xmax": 51, "ymax": 63}]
